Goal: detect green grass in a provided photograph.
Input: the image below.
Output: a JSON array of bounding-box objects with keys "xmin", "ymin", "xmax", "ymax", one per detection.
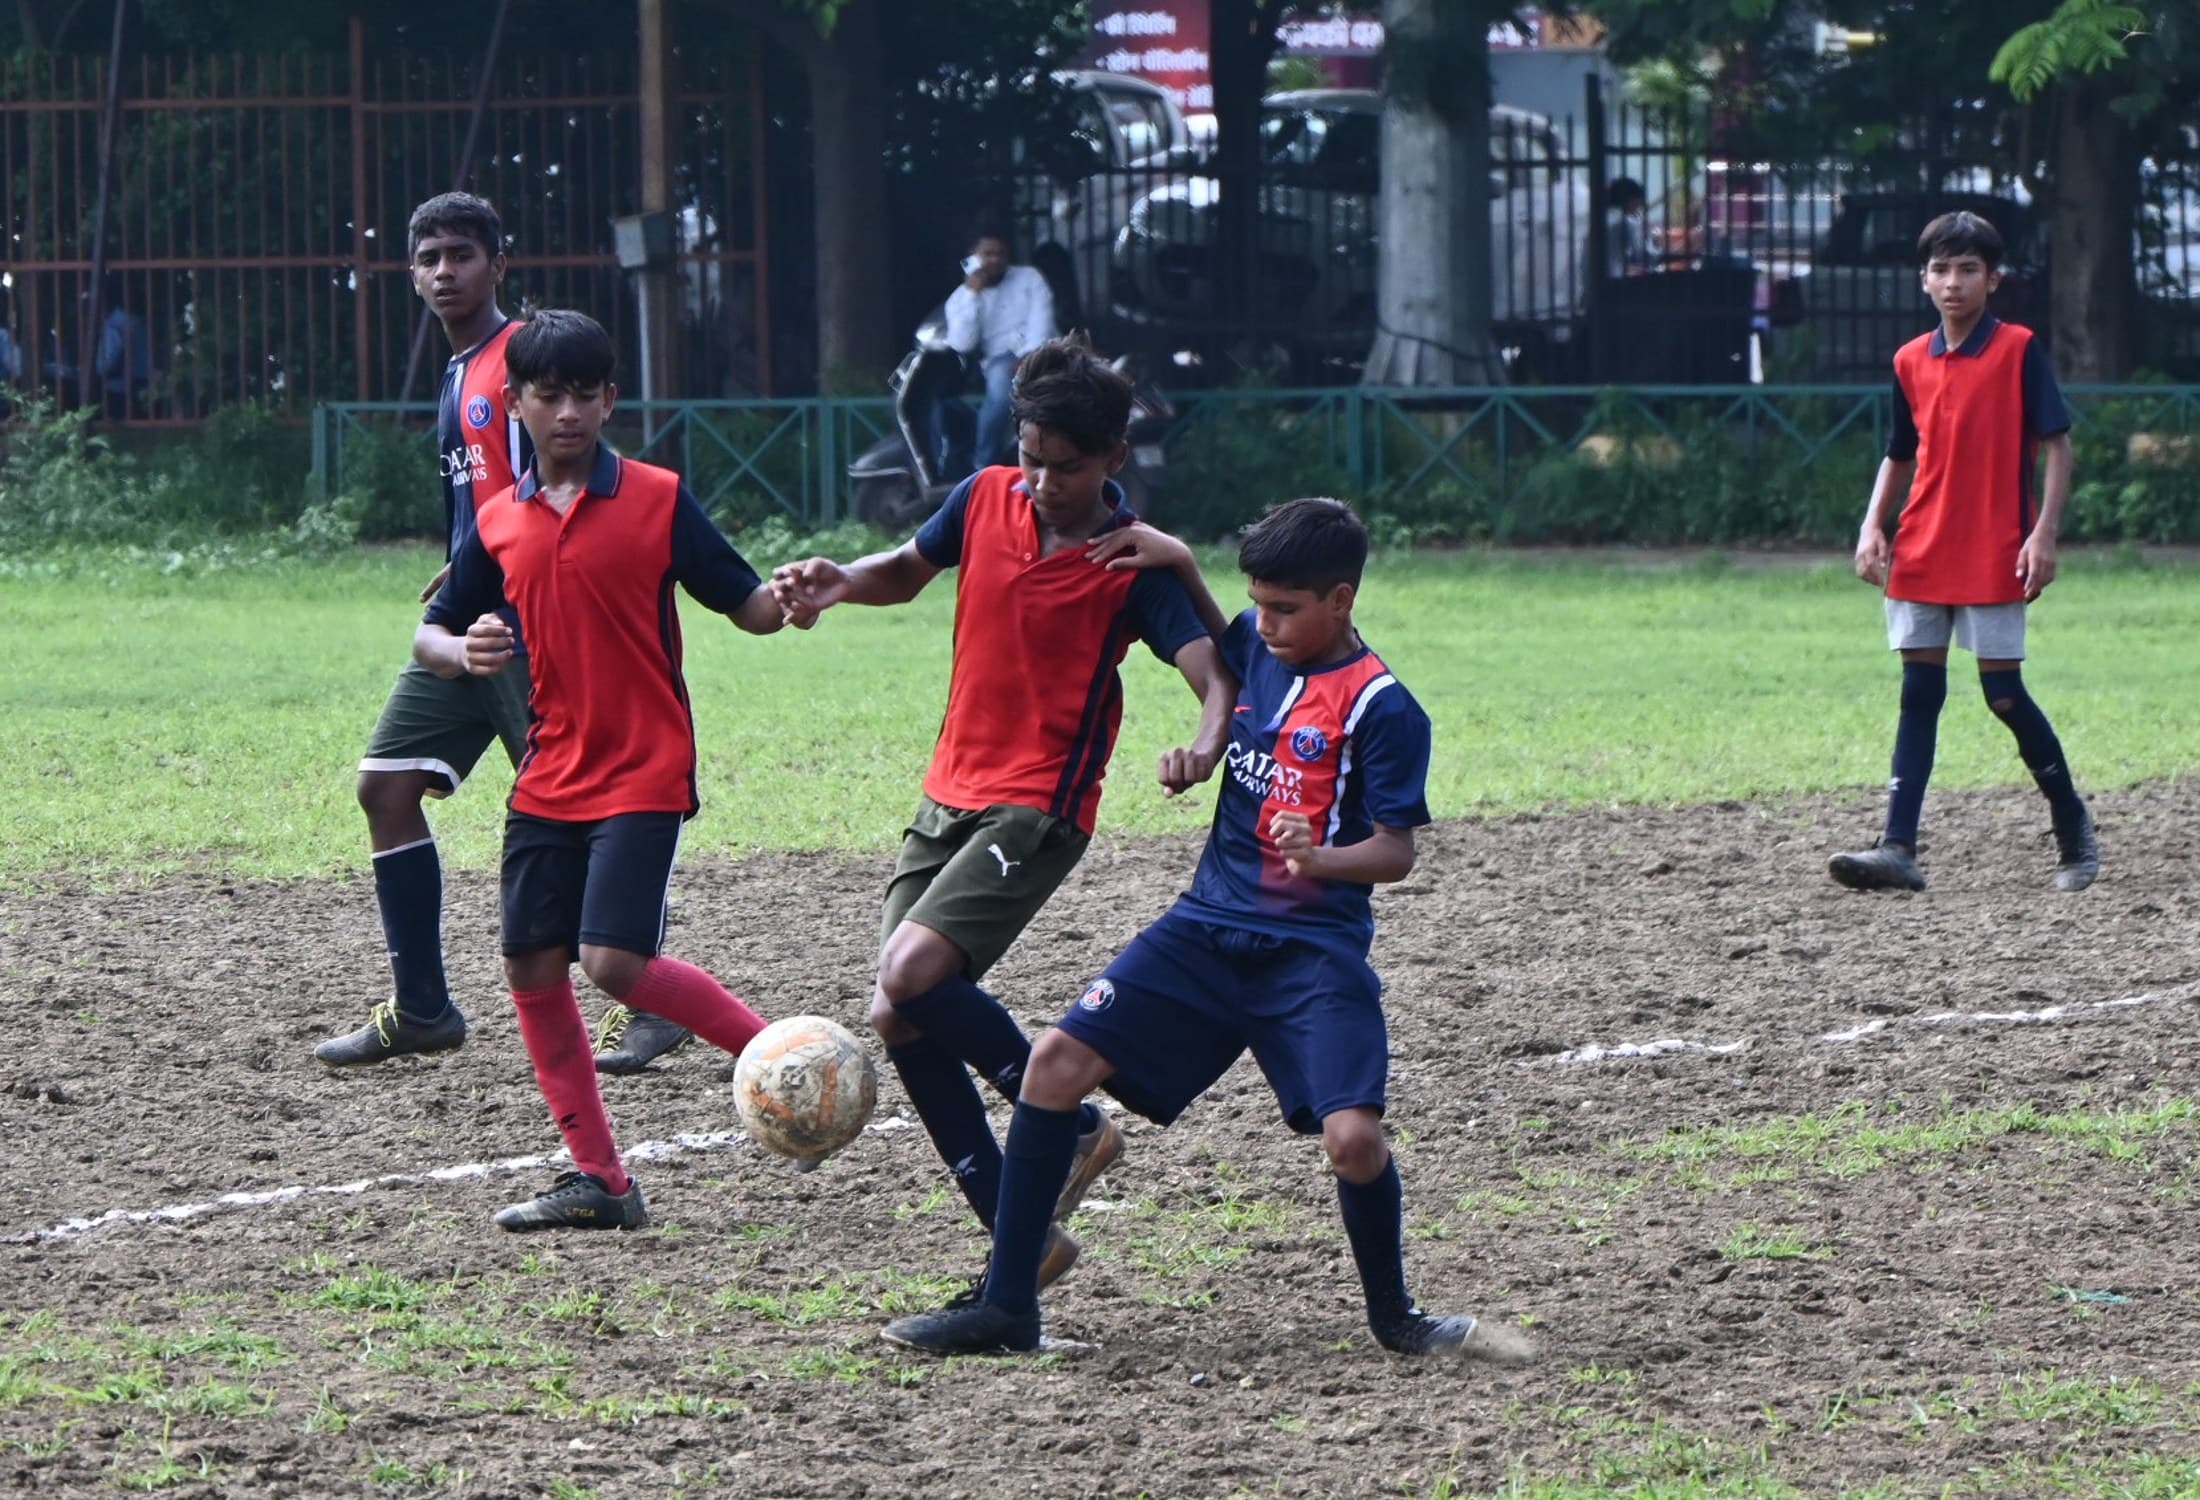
[{"xmin": 6, "ymin": 546, "xmax": 2199, "ymax": 879}]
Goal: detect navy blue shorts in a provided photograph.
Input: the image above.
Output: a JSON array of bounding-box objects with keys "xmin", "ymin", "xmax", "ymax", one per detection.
[
  {"xmin": 1055, "ymin": 909, "xmax": 1387, "ymax": 1135},
  {"xmin": 501, "ymin": 810, "xmax": 682, "ymax": 959}
]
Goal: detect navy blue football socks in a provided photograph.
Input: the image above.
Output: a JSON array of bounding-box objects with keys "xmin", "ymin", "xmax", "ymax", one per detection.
[
  {"xmin": 885, "ymin": 1037, "xmax": 1003, "ymax": 1227},
  {"xmin": 372, "ymin": 838, "xmax": 450, "ymax": 1023},
  {"xmin": 1979, "ymin": 669, "xmax": 2083, "ymax": 814},
  {"xmin": 1337, "ymin": 1157, "xmax": 1413, "ymax": 1330},
  {"xmin": 897, "ymin": 976, "xmax": 1035, "ymax": 1100},
  {"xmin": 1882, "ymin": 660, "xmax": 1946, "ymax": 849},
  {"xmin": 982, "ymin": 1101, "xmax": 1082, "ymax": 1314}
]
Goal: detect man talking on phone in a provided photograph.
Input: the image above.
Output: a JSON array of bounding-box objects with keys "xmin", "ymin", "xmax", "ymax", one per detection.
[{"xmin": 938, "ymin": 226, "xmax": 1057, "ymax": 478}]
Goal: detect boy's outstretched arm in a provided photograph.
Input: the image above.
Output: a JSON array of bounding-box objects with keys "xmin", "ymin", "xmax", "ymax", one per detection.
[
  {"xmin": 770, "ymin": 541, "xmax": 943, "ymax": 627},
  {"xmin": 1160, "ymin": 635, "xmax": 1237, "ymax": 796},
  {"xmin": 731, "ymin": 582, "xmax": 788, "ymax": 636},
  {"xmin": 1270, "ymin": 814, "xmax": 1416, "ymax": 884},
  {"xmin": 1086, "ymin": 522, "xmax": 1231, "ymax": 641}
]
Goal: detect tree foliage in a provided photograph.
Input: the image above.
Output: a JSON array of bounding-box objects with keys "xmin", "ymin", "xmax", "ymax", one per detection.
[{"xmin": 1990, "ymin": 0, "xmax": 2161, "ymax": 106}]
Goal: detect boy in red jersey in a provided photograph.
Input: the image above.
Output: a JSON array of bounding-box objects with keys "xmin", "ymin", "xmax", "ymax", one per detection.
[
  {"xmin": 419, "ymin": 310, "xmax": 783, "ymax": 1230},
  {"xmin": 1829, "ymin": 211, "xmax": 2099, "ymax": 894},
  {"xmin": 878, "ymin": 499, "xmax": 1533, "ymax": 1363},
  {"xmin": 319, "ymin": 193, "xmax": 687, "ymax": 1073},
  {"xmin": 771, "ymin": 336, "xmax": 1236, "ymax": 1293}
]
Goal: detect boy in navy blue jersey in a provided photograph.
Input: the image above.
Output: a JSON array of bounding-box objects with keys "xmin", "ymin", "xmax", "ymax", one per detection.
[
  {"xmin": 320, "ymin": 192, "xmax": 684, "ymax": 1072},
  {"xmin": 420, "ymin": 310, "xmax": 784, "ymax": 1230},
  {"xmin": 879, "ymin": 499, "xmax": 1534, "ymax": 1363}
]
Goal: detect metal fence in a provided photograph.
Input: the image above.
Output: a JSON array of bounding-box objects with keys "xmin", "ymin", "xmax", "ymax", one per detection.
[
  {"xmin": 938, "ymin": 78, "xmax": 2200, "ymax": 389},
  {"xmin": 317, "ymin": 382, "xmax": 2200, "ymax": 531},
  {"xmin": 0, "ymin": 22, "xmax": 771, "ymax": 423}
]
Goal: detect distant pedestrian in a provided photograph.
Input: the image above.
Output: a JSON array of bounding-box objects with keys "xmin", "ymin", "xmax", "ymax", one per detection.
[
  {"xmin": 95, "ymin": 272, "xmax": 154, "ymax": 420},
  {"xmin": 938, "ymin": 227, "xmax": 1057, "ymax": 478},
  {"xmin": 1603, "ymin": 177, "xmax": 1650, "ymax": 278}
]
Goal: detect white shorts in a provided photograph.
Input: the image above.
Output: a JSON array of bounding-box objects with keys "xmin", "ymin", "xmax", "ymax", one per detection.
[{"xmin": 1884, "ymin": 599, "xmax": 2027, "ymax": 660}]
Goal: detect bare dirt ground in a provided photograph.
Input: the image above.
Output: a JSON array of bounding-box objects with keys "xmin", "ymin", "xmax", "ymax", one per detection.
[{"xmin": 4, "ymin": 783, "xmax": 2198, "ymax": 1498}]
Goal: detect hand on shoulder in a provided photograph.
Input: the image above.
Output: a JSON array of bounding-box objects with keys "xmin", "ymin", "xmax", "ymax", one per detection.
[{"xmin": 1087, "ymin": 521, "xmax": 1192, "ymax": 573}]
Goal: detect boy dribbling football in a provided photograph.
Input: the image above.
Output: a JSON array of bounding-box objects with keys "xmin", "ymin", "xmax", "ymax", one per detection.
[{"xmin": 878, "ymin": 499, "xmax": 1533, "ymax": 1364}]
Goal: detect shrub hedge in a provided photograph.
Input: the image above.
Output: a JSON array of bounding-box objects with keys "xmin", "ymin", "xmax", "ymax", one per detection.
[{"xmin": 6, "ymin": 387, "xmax": 2199, "ymax": 553}]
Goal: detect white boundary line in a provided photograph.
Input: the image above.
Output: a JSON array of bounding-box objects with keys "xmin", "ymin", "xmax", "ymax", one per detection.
[
  {"xmin": 1521, "ymin": 980, "xmax": 2200, "ymax": 1069},
  {"xmin": 24, "ymin": 1117, "xmax": 916, "ymax": 1246}
]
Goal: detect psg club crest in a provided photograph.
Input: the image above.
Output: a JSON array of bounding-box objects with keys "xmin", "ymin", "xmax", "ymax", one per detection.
[
  {"xmin": 465, "ymin": 393, "xmax": 493, "ymax": 429},
  {"xmin": 1078, "ymin": 978, "xmax": 1116, "ymax": 1012},
  {"xmin": 1289, "ymin": 725, "xmax": 1329, "ymax": 762}
]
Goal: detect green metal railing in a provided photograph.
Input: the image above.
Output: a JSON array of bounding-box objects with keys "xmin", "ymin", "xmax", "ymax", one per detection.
[{"xmin": 315, "ymin": 384, "xmax": 2200, "ymax": 527}]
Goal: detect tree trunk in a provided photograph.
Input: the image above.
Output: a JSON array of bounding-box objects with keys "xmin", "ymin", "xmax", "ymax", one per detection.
[
  {"xmin": 2045, "ymin": 81, "xmax": 2139, "ymax": 380},
  {"xmin": 1362, "ymin": 0, "xmax": 1504, "ymax": 385},
  {"xmin": 1208, "ymin": 0, "xmax": 1282, "ymax": 358},
  {"xmin": 803, "ymin": 0, "xmax": 894, "ymax": 391}
]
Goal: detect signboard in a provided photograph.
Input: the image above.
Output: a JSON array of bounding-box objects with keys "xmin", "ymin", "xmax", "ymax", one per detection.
[{"xmin": 1077, "ymin": 5, "xmax": 1606, "ymax": 111}]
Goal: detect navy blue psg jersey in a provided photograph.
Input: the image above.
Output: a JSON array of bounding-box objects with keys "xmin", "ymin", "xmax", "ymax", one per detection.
[
  {"xmin": 438, "ymin": 319, "xmax": 530, "ymax": 561},
  {"xmin": 1173, "ymin": 610, "xmax": 1432, "ymax": 953}
]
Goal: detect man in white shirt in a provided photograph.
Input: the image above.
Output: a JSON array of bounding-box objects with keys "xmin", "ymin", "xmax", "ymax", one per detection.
[{"xmin": 938, "ymin": 229, "xmax": 1056, "ymax": 476}]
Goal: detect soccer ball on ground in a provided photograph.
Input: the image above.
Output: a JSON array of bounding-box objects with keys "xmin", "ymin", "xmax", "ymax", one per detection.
[{"xmin": 733, "ymin": 1015, "xmax": 878, "ymax": 1166}]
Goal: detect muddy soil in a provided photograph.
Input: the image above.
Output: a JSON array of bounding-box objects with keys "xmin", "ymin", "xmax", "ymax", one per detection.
[{"xmin": 3, "ymin": 784, "xmax": 2197, "ymax": 1498}]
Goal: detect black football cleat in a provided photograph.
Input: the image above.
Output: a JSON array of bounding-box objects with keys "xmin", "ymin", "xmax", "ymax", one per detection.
[
  {"xmin": 881, "ymin": 1299, "xmax": 1041, "ymax": 1356},
  {"xmin": 1374, "ymin": 1310, "xmax": 1536, "ymax": 1365},
  {"xmin": 593, "ymin": 1006, "xmax": 695, "ymax": 1075},
  {"xmin": 1827, "ymin": 840, "xmax": 1926, "ymax": 892}
]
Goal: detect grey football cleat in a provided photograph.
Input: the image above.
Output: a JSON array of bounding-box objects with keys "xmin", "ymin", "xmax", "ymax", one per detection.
[
  {"xmin": 2052, "ymin": 804, "xmax": 2100, "ymax": 893},
  {"xmin": 1375, "ymin": 1311, "xmax": 1536, "ymax": 1365},
  {"xmin": 493, "ymin": 1170, "xmax": 648, "ymax": 1232},
  {"xmin": 1827, "ymin": 840, "xmax": 1926, "ymax": 892},
  {"xmin": 593, "ymin": 1006, "xmax": 694, "ymax": 1075},
  {"xmin": 314, "ymin": 1000, "xmax": 467, "ymax": 1066}
]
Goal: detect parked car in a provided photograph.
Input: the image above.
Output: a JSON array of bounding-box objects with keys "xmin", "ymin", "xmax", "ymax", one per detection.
[
  {"xmin": 1771, "ymin": 191, "xmax": 2045, "ymax": 380},
  {"xmin": 1014, "ymin": 71, "xmax": 1199, "ymax": 331},
  {"xmin": 1103, "ymin": 89, "xmax": 1593, "ymax": 376}
]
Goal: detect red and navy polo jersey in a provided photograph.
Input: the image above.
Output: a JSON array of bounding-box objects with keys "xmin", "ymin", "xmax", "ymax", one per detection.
[
  {"xmin": 425, "ymin": 445, "xmax": 764, "ymax": 822},
  {"xmin": 439, "ymin": 318, "xmax": 531, "ymax": 562},
  {"xmin": 911, "ymin": 466, "xmax": 1206, "ymax": 835},
  {"xmin": 1884, "ymin": 316, "xmax": 2070, "ymax": 605},
  {"xmin": 1172, "ymin": 610, "xmax": 1432, "ymax": 954}
]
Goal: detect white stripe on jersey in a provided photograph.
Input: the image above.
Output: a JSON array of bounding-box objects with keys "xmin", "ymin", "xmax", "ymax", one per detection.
[
  {"xmin": 1343, "ymin": 672, "xmax": 1396, "ymax": 734},
  {"xmin": 1326, "ymin": 673, "xmax": 1394, "ymax": 843},
  {"xmin": 1260, "ymin": 675, "xmax": 1308, "ymax": 734}
]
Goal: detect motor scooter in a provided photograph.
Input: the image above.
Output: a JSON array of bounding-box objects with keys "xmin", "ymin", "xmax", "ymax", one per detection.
[{"xmin": 846, "ymin": 306, "xmax": 1175, "ymax": 532}]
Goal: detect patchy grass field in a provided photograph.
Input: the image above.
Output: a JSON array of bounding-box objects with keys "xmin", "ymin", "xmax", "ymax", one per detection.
[{"xmin": 4, "ymin": 546, "xmax": 2197, "ymax": 880}]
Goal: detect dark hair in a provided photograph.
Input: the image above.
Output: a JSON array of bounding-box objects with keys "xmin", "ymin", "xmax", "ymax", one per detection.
[
  {"xmin": 1606, "ymin": 176, "xmax": 1646, "ymax": 212},
  {"xmin": 1237, "ymin": 497, "xmax": 1368, "ymax": 594},
  {"xmin": 1918, "ymin": 210, "xmax": 2002, "ymax": 269},
  {"xmin": 1009, "ymin": 334, "xmax": 1132, "ymax": 454},
  {"xmin": 970, "ymin": 223, "xmax": 1014, "ymax": 253},
  {"xmin": 504, "ymin": 309, "xmax": 615, "ymax": 391},
  {"xmin": 408, "ymin": 191, "xmax": 504, "ymax": 257}
]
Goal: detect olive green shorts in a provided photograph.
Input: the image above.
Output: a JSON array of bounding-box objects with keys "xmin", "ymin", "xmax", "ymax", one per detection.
[
  {"xmin": 359, "ymin": 657, "xmax": 533, "ymax": 797},
  {"xmin": 880, "ymin": 796, "xmax": 1090, "ymax": 980}
]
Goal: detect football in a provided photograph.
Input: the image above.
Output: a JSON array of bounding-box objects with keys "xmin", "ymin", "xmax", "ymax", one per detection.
[{"xmin": 732, "ymin": 1015, "xmax": 878, "ymax": 1165}]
